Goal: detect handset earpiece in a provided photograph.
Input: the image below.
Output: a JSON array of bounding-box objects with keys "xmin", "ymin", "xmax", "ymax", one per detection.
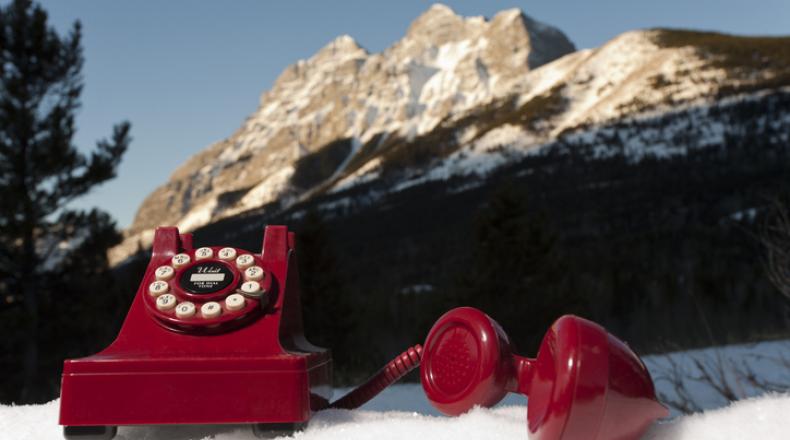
[
  {"xmin": 419, "ymin": 307, "xmax": 516, "ymax": 415},
  {"xmin": 420, "ymin": 307, "xmax": 668, "ymax": 440}
]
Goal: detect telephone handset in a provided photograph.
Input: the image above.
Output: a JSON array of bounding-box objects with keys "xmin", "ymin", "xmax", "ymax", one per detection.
[
  {"xmin": 59, "ymin": 225, "xmax": 666, "ymax": 440},
  {"xmin": 331, "ymin": 307, "xmax": 668, "ymax": 440}
]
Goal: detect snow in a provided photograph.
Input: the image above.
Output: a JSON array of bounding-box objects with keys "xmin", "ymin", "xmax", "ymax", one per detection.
[
  {"xmin": 330, "ymin": 158, "xmax": 382, "ymax": 193},
  {"xmin": 434, "ymin": 40, "xmax": 472, "ymax": 71},
  {"xmin": 176, "ymin": 198, "xmax": 218, "ymax": 233},
  {"xmin": 645, "ymin": 339, "xmax": 790, "ymax": 416},
  {"xmin": 3, "ymin": 392, "xmax": 789, "ymax": 440},
  {"xmin": 643, "ymin": 394, "xmax": 790, "ymax": 440},
  {"xmin": 237, "ymin": 166, "xmax": 295, "ymax": 211},
  {"xmin": 37, "ymin": 228, "xmax": 91, "ymax": 272},
  {"xmin": 406, "ymin": 62, "xmax": 439, "ymax": 102},
  {"xmin": 326, "ymin": 38, "xmax": 790, "ymax": 198},
  {"xmin": 399, "ymin": 284, "xmax": 435, "ymax": 295},
  {"xmin": 316, "ymin": 84, "xmax": 790, "ymax": 222},
  {"xmin": 729, "ymin": 208, "xmax": 759, "ymax": 222},
  {"xmin": 4, "ymin": 339, "xmax": 789, "ymax": 439},
  {"xmin": 388, "ymin": 124, "xmax": 537, "ymax": 193}
]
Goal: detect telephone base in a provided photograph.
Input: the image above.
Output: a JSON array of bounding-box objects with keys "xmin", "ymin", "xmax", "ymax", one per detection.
[
  {"xmin": 63, "ymin": 425, "xmax": 117, "ymax": 440},
  {"xmin": 59, "ymin": 353, "xmax": 331, "ymax": 427}
]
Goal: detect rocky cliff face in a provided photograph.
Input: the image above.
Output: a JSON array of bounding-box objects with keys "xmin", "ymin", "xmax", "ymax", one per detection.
[
  {"xmin": 113, "ymin": 4, "xmax": 575, "ymax": 262},
  {"xmin": 111, "ymin": 3, "xmax": 790, "ymax": 264}
]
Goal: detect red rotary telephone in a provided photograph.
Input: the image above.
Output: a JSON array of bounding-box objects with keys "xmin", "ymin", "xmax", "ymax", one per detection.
[{"xmin": 59, "ymin": 225, "xmax": 667, "ymax": 440}]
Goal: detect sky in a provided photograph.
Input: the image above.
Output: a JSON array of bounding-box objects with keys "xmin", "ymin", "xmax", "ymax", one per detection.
[{"xmin": 27, "ymin": 0, "xmax": 790, "ymax": 228}]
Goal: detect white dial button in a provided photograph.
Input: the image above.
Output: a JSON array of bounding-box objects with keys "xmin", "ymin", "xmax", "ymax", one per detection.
[
  {"xmin": 244, "ymin": 266, "xmax": 264, "ymax": 281},
  {"xmin": 175, "ymin": 301, "xmax": 196, "ymax": 318},
  {"xmin": 236, "ymin": 254, "xmax": 255, "ymax": 269},
  {"xmin": 156, "ymin": 294, "xmax": 177, "ymax": 311},
  {"xmin": 195, "ymin": 247, "xmax": 214, "ymax": 260},
  {"xmin": 172, "ymin": 253, "xmax": 191, "ymax": 268},
  {"xmin": 148, "ymin": 280, "xmax": 170, "ymax": 297},
  {"xmin": 240, "ymin": 281, "xmax": 261, "ymax": 295},
  {"xmin": 154, "ymin": 266, "xmax": 175, "ymax": 281},
  {"xmin": 201, "ymin": 301, "xmax": 222, "ymax": 319},
  {"xmin": 225, "ymin": 294, "xmax": 246, "ymax": 311},
  {"xmin": 218, "ymin": 247, "xmax": 237, "ymax": 261}
]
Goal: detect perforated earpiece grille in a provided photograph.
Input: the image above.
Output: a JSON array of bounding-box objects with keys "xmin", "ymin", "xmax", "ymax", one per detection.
[{"xmin": 431, "ymin": 326, "xmax": 478, "ymax": 396}]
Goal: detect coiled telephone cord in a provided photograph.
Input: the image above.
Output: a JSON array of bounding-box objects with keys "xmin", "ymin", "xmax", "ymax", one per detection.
[{"xmin": 328, "ymin": 344, "xmax": 423, "ymax": 410}]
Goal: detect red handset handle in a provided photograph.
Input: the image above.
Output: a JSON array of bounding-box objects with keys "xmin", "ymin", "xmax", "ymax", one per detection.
[{"xmin": 509, "ymin": 355, "xmax": 535, "ymax": 396}]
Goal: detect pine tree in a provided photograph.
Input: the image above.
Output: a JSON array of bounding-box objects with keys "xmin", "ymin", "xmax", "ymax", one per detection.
[
  {"xmin": 295, "ymin": 210, "xmax": 357, "ymax": 373},
  {"xmin": 0, "ymin": 0, "xmax": 130, "ymax": 402},
  {"xmin": 456, "ymin": 183, "xmax": 584, "ymax": 352}
]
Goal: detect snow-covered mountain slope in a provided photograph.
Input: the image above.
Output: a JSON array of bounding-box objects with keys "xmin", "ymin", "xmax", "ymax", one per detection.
[
  {"xmin": 321, "ymin": 88, "xmax": 790, "ymax": 206},
  {"xmin": 110, "ymin": 4, "xmax": 790, "ymax": 265}
]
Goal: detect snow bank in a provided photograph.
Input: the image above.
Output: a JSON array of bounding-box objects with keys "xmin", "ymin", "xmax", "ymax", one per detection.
[
  {"xmin": 3, "ymin": 340, "xmax": 789, "ymax": 439},
  {"xmin": 644, "ymin": 394, "xmax": 790, "ymax": 440},
  {"xmin": 645, "ymin": 339, "xmax": 790, "ymax": 415},
  {"xmin": 2, "ymin": 393, "xmax": 789, "ymax": 440}
]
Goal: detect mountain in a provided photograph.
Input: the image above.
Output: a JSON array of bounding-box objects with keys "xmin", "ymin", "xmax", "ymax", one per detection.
[
  {"xmin": 112, "ymin": 5, "xmax": 788, "ymax": 264},
  {"xmin": 112, "ymin": 4, "xmax": 577, "ymax": 261},
  {"xmin": 111, "ymin": 4, "xmax": 790, "ymax": 359}
]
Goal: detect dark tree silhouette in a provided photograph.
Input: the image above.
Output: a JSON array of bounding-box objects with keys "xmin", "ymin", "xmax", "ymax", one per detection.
[
  {"xmin": 764, "ymin": 196, "xmax": 790, "ymax": 307},
  {"xmin": 295, "ymin": 210, "xmax": 357, "ymax": 371},
  {"xmin": 0, "ymin": 0, "xmax": 130, "ymax": 402},
  {"xmin": 455, "ymin": 183, "xmax": 584, "ymax": 352}
]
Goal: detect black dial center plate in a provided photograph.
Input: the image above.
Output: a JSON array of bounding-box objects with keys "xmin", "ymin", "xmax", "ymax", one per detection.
[{"xmin": 179, "ymin": 261, "xmax": 235, "ymax": 294}]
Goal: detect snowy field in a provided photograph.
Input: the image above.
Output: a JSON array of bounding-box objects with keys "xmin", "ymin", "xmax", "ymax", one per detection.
[{"xmin": 2, "ymin": 340, "xmax": 789, "ymax": 440}]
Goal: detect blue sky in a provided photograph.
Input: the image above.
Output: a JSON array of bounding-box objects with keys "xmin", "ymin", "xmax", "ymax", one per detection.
[{"xmin": 31, "ymin": 0, "xmax": 790, "ymax": 228}]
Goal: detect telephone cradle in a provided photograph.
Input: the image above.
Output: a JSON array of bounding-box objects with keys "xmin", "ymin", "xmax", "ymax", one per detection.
[{"xmin": 59, "ymin": 225, "xmax": 668, "ymax": 440}]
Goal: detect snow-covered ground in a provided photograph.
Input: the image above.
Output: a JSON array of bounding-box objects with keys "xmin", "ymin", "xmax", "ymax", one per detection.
[
  {"xmin": 3, "ymin": 393, "xmax": 789, "ymax": 440},
  {"xmin": 645, "ymin": 339, "xmax": 790, "ymax": 416},
  {"xmin": 2, "ymin": 340, "xmax": 789, "ymax": 439}
]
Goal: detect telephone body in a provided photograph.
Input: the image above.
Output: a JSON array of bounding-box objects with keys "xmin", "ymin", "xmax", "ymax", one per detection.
[{"xmin": 59, "ymin": 225, "xmax": 331, "ymax": 437}]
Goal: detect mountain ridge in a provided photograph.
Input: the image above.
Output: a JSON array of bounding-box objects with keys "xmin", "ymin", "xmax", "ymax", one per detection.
[{"xmin": 110, "ymin": 5, "xmax": 790, "ymax": 265}]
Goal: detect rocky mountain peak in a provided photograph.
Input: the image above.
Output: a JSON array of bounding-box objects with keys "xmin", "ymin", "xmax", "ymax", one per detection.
[
  {"xmin": 398, "ymin": 4, "xmax": 575, "ymax": 73},
  {"xmin": 405, "ymin": 3, "xmax": 467, "ymax": 46},
  {"xmin": 490, "ymin": 9, "xmax": 576, "ymax": 68},
  {"xmin": 270, "ymin": 34, "xmax": 367, "ymax": 92},
  {"xmin": 112, "ymin": 5, "xmax": 582, "ymax": 264},
  {"xmin": 313, "ymin": 34, "xmax": 367, "ymax": 64}
]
